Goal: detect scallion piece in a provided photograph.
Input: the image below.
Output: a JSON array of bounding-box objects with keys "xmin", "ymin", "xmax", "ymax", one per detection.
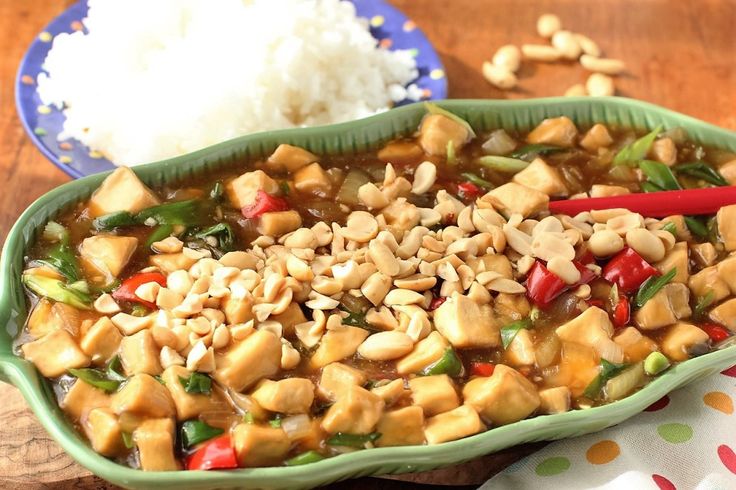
[
  {"xmin": 693, "ymin": 291, "xmax": 716, "ymax": 320},
  {"xmin": 68, "ymin": 368, "xmax": 122, "ymax": 393},
  {"xmin": 635, "ymin": 268, "xmax": 677, "ymax": 308},
  {"xmin": 639, "ymin": 160, "xmax": 681, "ymax": 191},
  {"xmin": 179, "ymin": 372, "xmax": 212, "ymax": 395},
  {"xmin": 460, "ymin": 172, "xmax": 493, "ymax": 189},
  {"xmin": 583, "ymin": 359, "xmax": 627, "ymax": 399},
  {"xmin": 613, "ymin": 125, "xmax": 663, "ymax": 166},
  {"xmin": 424, "ymin": 102, "xmax": 476, "ymax": 138},
  {"xmin": 146, "ymin": 224, "xmax": 174, "ymax": 248},
  {"xmin": 181, "ymin": 420, "xmax": 224, "ymax": 448},
  {"xmin": 644, "ymin": 352, "xmax": 671, "ymax": 376},
  {"xmin": 326, "ymin": 432, "xmax": 381, "ymax": 448},
  {"xmin": 660, "ymin": 221, "xmax": 677, "ymax": 237},
  {"xmin": 195, "ymin": 222, "xmax": 235, "ymax": 253},
  {"xmin": 500, "ymin": 319, "xmax": 531, "ymax": 349},
  {"xmin": 22, "ymin": 274, "xmax": 92, "ymax": 309},
  {"xmin": 509, "ymin": 143, "xmax": 564, "ymax": 161},
  {"xmin": 673, "ymin": 162, "xmax": 728, "ymax": 187},
  {"xmin": 106, "ymin": 355, "xmax": 126, "ymax": 382},
  {"xmin": 477, "ymin": 155, "xmax": 530, "ymax": 173},
  {"xmin": 121, "ymin": 432, "xmax": 134, "ymax": 449},
  {"xmin": 420, "ymin": 347, "xmax": 462, "ymax": 377},
  {"xmin": 684, "ymin": 216, "xmax": 708, "ymax": 239},
  {"xmin": 285, "ymin": 450, "xmax": 325, "ymax": 466}
]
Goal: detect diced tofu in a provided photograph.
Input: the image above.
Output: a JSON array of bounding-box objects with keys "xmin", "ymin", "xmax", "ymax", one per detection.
[
  {"xmin": 27, "ymin": 299, "xmax": 81, "ymax": 339},
  {"xmin": 654, "ymin": 242, "xmax": 689, "ymax": 284},
  {"xmin": 424, "ymin": 405, "xmax": 485, "ymax": 445},
  {"xmin": 111, "ymin": 373, "xmax": 175, "ymax": 418},
  {"xmin": 293, "ymin": 162, "xmax": 331, "ymax": 196},
  {"xmin": 213, "ymin": 330, "xmax": 281, "ymax": 391},
  {"xmin": 468, "ymin": 254, "xmax": 513, "ymax": 279},
  {"xmin": 308, "ymin": 326, "xmax": 369, "ymax": 369},
  {"xmin": 660, "ymin": 322, "xmax": 709, "ymax": 361},
  {"xmin": 613, "ymin": 327, "xmax": 658, "ymax": 362},
  {"xmin": 589, "ymin": 185, "xmax": 630, "ymax": 198},
  {"xmin": 662, "ymin": 215, "xmax": 691, "ymax": 242},
  {"xmin": 22, "ymin": 329, "xmax": 90, "ymax": 378},
  {"xmin": 408, "ymin": 374, "xmax": 460, "ymax": 416},
  {"xmin": 149, "ymin": 253, "xmax": 198, "ymax": 274},
  {"xmin": 494, "ymin": 293, "xmax": 531, "ymax": 320},
  {"xmin": 526, "ymin": 117, "xmax": 578, "ymax": 148},
  {"xmin": 120, "ymin": 329, "xmax": 162, "ymax": 376},
  {"xmin": 226, "ymin": 170, "xmax": 280, "ymax": 209},
  {"xmin": 321, "ymin": 385, "xmax": 384, "ymax": 434},
  {"xmin": 418, "ymin": 114, "xmax": 471, "ymax": 156},
  {"xmin": 61, "ymin": 378, "xmax": 111, "ymax": 420},
  {"xmin": 258, "ymin": 210, "xmax": 302, "ymax": 237},
  {"xmin": 80, "ymin": 317, "xmax": 122, "ymax": 365},
  {"xmin": 634, "ymin": 283, "xmax": 692, "ymax": 330},
  {"xmin": 555, "ymin": 307, "xmax": 623, "ymax": 363},
  {"xmin": 719, "ymin": 159, "xmax": 736, "ymax": 185},
  {"xmin": 648, "ymin": 137, "xmax": 677, "ymax": 166},
  {"xmin": 717, "ymin": 256, "xmax": 736, "ymax": 294},
  {"xmin": 377, "ymin": 141, "xmax": 424, "ymax": 165},
  {"xmin": 375, "ymin": 406, "xmax": 425, "ymax": 447},
  {"xmin": 691, "ymin": 243, "xmax": 717, "ymax": 267},
  {"xmin": 83, "ymin": 408, "xmax": 125, "ymax": 457},
  {"xmin": 396, "ymin": 331, "xmax": 449, "ymax": 374},
  {"xmin": 545, "ymin": 341, "xmax": 600, "ymax": 397},
  {"xmin": 482, "ymin": 183, "xmax": 549, "ymax": 218},
  {"xmin": 270, "ymin": 302, "xmax": 306, "ymax": 338},
  {"xmin": 221, "ymin": 294, "xmax": 254, "ymax": 325},
  {"xmin": 579, "ymin": 124, "xmax": 613, "ymax": 151},
  {"xmin": 709, "ymin": 298, "xmax": 736, "ymax": 332},
  {"xmin": 505, "ymin": 329, "xmax": 536, "ymax": 366},
  {"xmin": 718, "ymin": 205, "xmax": 736, "ymax": 251},
  {"xmin": 512, "ymin": 158, "xmax": 568, "ymax": 197},
  {"xmin": 371, "ymin": 379, "xmax": 409, "ymax": 407},
  {"xmin": 267, "ymin": 144, "xmax": 318, "ymax": 172},
  {"xmin": 433, "ymin": 293, "xmax": 500, "ymax": 349},
  {"xmin": 462, "ymin": 364, "xmax": 540, "ymax": 425},
  {"xmin": 318, "ymin": 362, "xmax": 367, "ymax": 401},
  {"xmin": 88, "ymin": 167, "xmax": 160, "ymax": 218},
  {"xmin": 689, "ymin": 266, "xmax": 730, "ymax": 303},
  {"xmin": 538, "ymin": 386, "xmax": 571, "ymax": 414},
  {"xmin": 161, "ymin": 365, "xmax": 220, "ymax": 420},
  {"xmin": 251, "ymin": 378, "xmax": 315, "ymax": 414},
  {"xmin": 79, "ymin": 235, "xmax": 138, "ymax": 278},
  {"xmin": 232, "ymin": 423, "xmax": 290, "ymax": 467},
  {"xmin": 134, "ymin": 418, "xmax": 178, "ymax": 471},
  {"xmin": 380, "ymin": 199, "xmax": 420, "ymax": 232}
]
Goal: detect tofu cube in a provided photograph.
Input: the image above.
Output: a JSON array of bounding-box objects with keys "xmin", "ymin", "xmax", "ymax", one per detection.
[
  {"xmin": 482, "ymin": 183, "xmax": 549, "ymax": 218},
  {"xmin": 433, "ymin": 293, "xmax": 500, "ymax": 349},
  {"xmin": 555, "ymin": 306, "xmax": 623, "ymax": 363},
  {"xmin": 512, "ymin": 158, "xmax": 568, "ymax": 197},
  {"xmin": 396, "ymin": 331, "xmax": 449, "ymax": 375},
  {"xmin": 418, "ymin": 114, "xmax": 471, "ymax": 156},
  {"xmin": 717, "ymin": 204, "xmax": 736, "ymax": 251},
  {"xmin": 424, "ymin": 405, "xmax": 485, "ymax": 445},
  {"xmin": 654, "ymin": 242, "xmax": 689, "ymax": 284},
  {"xmin": 258, "ymin": 210, "xmax": 302, "ymax": 237},
  {"xmin": 83, "ymin": 408, "xmax": 125, "ymax": 457},
  {"xmin": 226, "ymin": 170, "xmax": 280, "ymax": 209},
  {"xmin": 689, "ymin": 265, "xmax": 730, "ymax": 303},
  {"xmin": 221, "ymin": 294, "xmax": 255, "ymax": 325},
  {"xmin": 371, "ymin": 379, "xmax": 409, "ymax": 407},
  {"xmin": 161, "ymin": 365, "xmax": 220, "ymax": 421},
  {"xmin": 660, "ymin": 322, "xmax": 710, "ymax": 361},
  {"xmin": 149, "ymin": 253, "xmax": 198, "ymax": 274},
  {"xmin": 648, "ymin": 137, "xmax": 677, "ymax": 166},
  {"xmin": 293, "ymin": 162, "xmax": 332, "ymax": 196},
  {"xmin": 709, "ymin": 298, "xmax": 736, "ymax": 332},
  {"xmin": 120, "ymin": 329, "xmax": 162, "ymax": 376},
  {"xmin": 505, "ymin": 328, "xmax": 536, "ymax": 366},
  {"xmin": 634, "ymin": 283, "xmax": 692, "ymax": 330},
  {"xmin": 589, "ymin": 185, "xmax": 630, "ymax": 198},
  {"xmin": 250, "ymin": 378, "xmax": 315, "ymax": 414},
  {"xmin": 27, "ymin": 299, "xmax": 81, "ymax": 339},
  {"xmin": 719, "ymin": 159, "xmax": 736, "ymax": 185},
  {"xmin": 613, "ymin": 327, "xmax": 658, "ymax": 362},
  {"xmin": 111, "ymin": 373, "xmax": 175, "ymax": 418},
  {"xmin": 79, "ymin": 235, "xmax": 138, "ymax": 277},
  {"xmin": 134, "ymin": 418, "xmax": 179, "ymax": 471},
  {"xmin": 308, "ymin": 326, "xmax": 369, "ymax": 369},
  {"xmin": 526, "ymin": 116, "xmax": 578, "ymax": 148},
  {"xmin": 580, "ymin": 124, "xmax": 613, "ymax": 151},
  {"xmin": 318, "ymin": 362, "xmax": 367, "ymax": 402},
  {"xmin": 462, "ymin": 364, "xmax": 540, "ymax": 425},
  {"xmin": 88, "ymin": 167, "xmax": 160, "ymax": 218},
  {"xmin": 61, "ymin": 378, "xmax": 111, "ymax": 420},
  {"xmin": 321, "ymin": 385, "xmax": 384, "ymax": 435},
  {"xmin": 270, "ymin": 302, "xmax": 307, "ymax": 338},
  {"xmin": 468, "ymin": 254, "xmax": 513, "ymax": 279},
  {"xmin": 232, "ymin": 423, "xmax": 290, "ymax": 467},
  {"xmin": 717, "ymin": 256, "xmax": 736, "ymax": 294},
  {"xmin": 662, "ymin": 215, "xmax": 692, "ymax": 242},
  {"xmin": 375, "ymin": 406, "xmax": 425, "ymax": 447},
  {"xmin": 267, "ymin": 144, "xmax": 318, "ymax": 172},
  {"xmin": 80, "ymin": 317, "xmax": 123, "ymax": 365},
  {"xmin": 21, "ymin": 329, "xmax": 90, "ymax": 378},
  {"xmin": 538, "ymin": 386, "xmax": 571, "ymax": 414},
  {"xmin": 408, "ymin": 374, "xmax": 460, "ymax": 416},
  {"xmin": 213, "ymin": 330, "xmax": 282, "ymax": 391}
]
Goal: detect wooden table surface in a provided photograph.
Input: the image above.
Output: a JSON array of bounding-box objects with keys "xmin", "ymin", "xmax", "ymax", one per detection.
[{"xmin": 0, "ymin": 0, "xmax": 734, "ymax": 488}]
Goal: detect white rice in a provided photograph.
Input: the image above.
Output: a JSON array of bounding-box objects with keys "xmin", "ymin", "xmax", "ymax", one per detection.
[{"xmin": 37, "ymin": 0, "xmax": 418, "ymax": 166}]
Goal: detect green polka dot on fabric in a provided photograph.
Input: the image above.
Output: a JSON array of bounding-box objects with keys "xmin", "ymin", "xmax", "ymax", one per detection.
[
  {"xmin": 657, "ymin": 423, "xmax": 693, "ymax": 443},
  {"xmin": 535, "ymin": 456, "xmax": 571, "ymax": 476}
]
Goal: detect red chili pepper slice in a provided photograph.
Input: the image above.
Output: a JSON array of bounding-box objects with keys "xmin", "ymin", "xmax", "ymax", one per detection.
[
  {"xmin": 112, "ymin": 272, "xmax": 167, "ymax": 309},
  {"xmin": 241, "ymin": 190, "xmax": 290, "ymax": 219},
  {"xmin": 469, "ymin": 362, "xmax": 495, "ymax": 377},
  {"xmin": 457, "ymin": 181, "xmax": 483, "ymax": 200},
  {"xmin": 576, "ymin": 248, "xmax": 595, "ymax": 266},
  {"xmin": 700, "ymin": 323, "xmax": 731, "ymax": 343},
  {"xmin": 574, "ymin": 261, "xmax": 598, "ymax": 286},
  {"xmin": 525, "ymin": 260, "xmax": 568, "ymax": 308},
  {"xmin": 602, "ymin": 247, "xmax": 659, "ymax": 293},
  {"xmin": 586, "ymin": 298, "xmax": 605, "ymax": 309},
  {"xmin": 612, "ymin": 296, "xmax": 630, "ymax": 328},
  {"xmin": 186, "ymin": 435, "xmax": 238, "ymax": 471},
  {"xmin": 429, "ymin": 296, "xmax": 447, "ymax": 311}
]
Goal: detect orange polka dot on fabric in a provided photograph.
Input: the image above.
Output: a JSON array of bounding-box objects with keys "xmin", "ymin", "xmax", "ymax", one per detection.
[
  {"xmin": 586, "ymin": 440, "xmax": 620, "ymax": 465},
  {"xmin": 703, "ymin": 391, "xmax": 734, "ymax": 414}
]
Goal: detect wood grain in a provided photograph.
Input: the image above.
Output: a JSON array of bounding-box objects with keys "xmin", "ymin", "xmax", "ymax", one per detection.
[{"xmin": 0, "ymin": 0, "xmax": 734, "ymax": 488}]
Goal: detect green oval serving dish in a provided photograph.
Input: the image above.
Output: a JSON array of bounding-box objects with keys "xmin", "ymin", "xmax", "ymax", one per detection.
[{"xmin": 1, "ymin": 97, "xmax": 735, "ymax": 489}]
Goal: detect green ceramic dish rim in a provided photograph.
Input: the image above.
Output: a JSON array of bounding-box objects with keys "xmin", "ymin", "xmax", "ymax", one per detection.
[{"xmin": 1, "ymin": 97, "xmax": 735, "ymax": 489}]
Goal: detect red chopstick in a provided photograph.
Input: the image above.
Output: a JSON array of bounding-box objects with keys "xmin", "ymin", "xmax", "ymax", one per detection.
[{"xmin": 548, "ymin": 186, "xmax": 736, "ymax": 218}]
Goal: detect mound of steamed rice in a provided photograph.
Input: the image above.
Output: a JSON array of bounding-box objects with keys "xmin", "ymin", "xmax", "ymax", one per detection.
[{"xmin": 37, "ymin": 0, "xmax": 419, "ymax": 166}]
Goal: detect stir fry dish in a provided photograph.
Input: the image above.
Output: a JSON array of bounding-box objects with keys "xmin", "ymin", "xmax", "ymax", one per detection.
[{"xmin": 16, "ymin": 105, "xmax": 736, "ymax": 471}]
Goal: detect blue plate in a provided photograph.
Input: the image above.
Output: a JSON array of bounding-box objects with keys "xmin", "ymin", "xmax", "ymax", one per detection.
[{"xmin": 15, "ymin": 0, "xmax": 447, "ymax": 179}]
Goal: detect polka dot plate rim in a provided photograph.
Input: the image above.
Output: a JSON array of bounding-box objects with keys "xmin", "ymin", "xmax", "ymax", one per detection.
[{"xmin": 15, "ymin": 0, "xmax": 447, "ymax": 179}]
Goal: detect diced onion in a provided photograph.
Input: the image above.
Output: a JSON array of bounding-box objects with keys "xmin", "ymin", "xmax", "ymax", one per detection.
[{"xmin": 281, "ymin": 414, "xmax": 312, "ymax": 441}]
